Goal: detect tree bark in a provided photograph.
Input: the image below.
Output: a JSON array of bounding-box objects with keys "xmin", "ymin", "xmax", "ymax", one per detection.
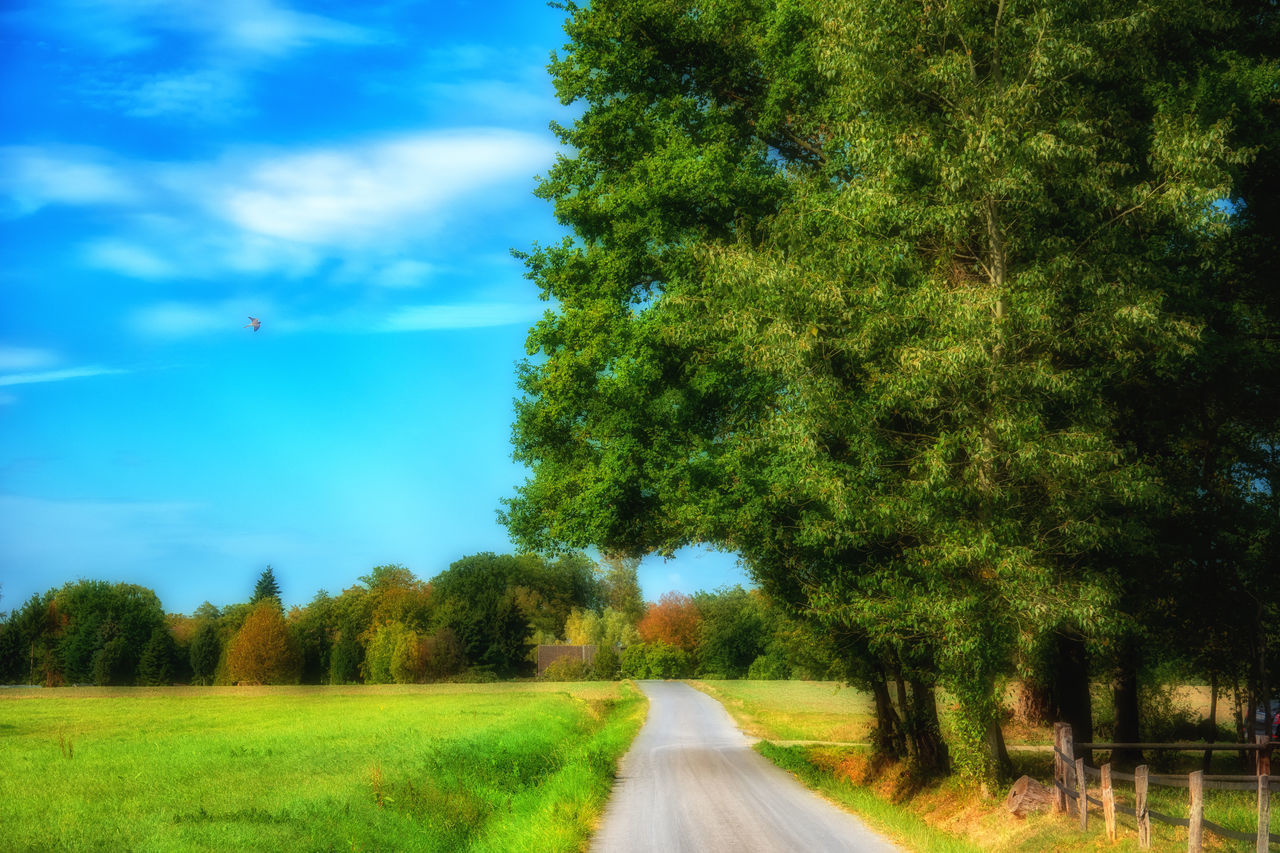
[
  {"xmin": 1054, "ymin": 630, "xmax": 1093, "ymax": 764},
  {"xmin": 870, "ymin": 676, "xmax": 905, "ymax": 760},
  {"xmin": 908, "ymin": 679, "xmax": 951, "ymax": 775},
  {"xmin": 1202, "ymin": 671, "xmax": 1218, "ymax": 774},
  {"xmin": 985, "ymin": 718, "xmax": 1014, "ymax": 782},
  {"xmin": 1112, "ymin": 634, "xmax": 1143, "ymax": 765}
]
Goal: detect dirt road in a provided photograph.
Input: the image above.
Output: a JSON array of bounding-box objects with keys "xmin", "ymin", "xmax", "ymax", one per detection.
[{"xmin": 589, "ymin": 681, "xmax": 903, "ymax": 853}]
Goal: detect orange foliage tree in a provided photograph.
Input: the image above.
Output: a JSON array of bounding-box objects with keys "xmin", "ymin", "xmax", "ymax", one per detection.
[
  {"xmin": 636, "ymin": 591, "xmax": 701, "ymax": 653},
  {"xmin": 227, "ymin": 600, "xmax": 300, "ymax": 684}
]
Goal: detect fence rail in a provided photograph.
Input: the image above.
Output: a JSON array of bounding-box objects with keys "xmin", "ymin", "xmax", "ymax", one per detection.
[{"xmin": 1052, "ymin": 723, "xmax": 1276, "ymax": 852}]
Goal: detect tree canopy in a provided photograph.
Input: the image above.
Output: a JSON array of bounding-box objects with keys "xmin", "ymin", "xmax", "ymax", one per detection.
[{"xmin": 506, "ymin": 0, "xmax": 1280, "ymax": 784}]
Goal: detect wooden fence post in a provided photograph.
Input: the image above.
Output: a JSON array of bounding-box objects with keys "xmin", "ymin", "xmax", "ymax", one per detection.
[
  {"xmin": 1136, "ymin": 765, "xmax": 1150, "ymax": 850},
  {"xmin": 1054, "ymin": 723, "xmax": 1071, "ymax": 813},
  {"xmin": 1077, "ymin": 757, "xmax": 1088, "ymax": 831},
  {"xmin": 1102, "ymin": 763, "xmax": 1117, "ymax": 842},
  {"xmin": 1258, "ymin": 772, "xmax": 1271, "ymax": 853},
  {"xmin": 1189, "ymin": 770, "xmax": 1204, "ymax": 853},
  {"xmin": 1258, "ymin": 734, "xmax": 1271, "ymax": 777}
]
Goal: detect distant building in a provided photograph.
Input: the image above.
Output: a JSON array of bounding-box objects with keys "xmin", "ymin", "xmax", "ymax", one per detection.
[{"xmin": 537, "ymin": 644, "xmax": 598, "ymax": 676}]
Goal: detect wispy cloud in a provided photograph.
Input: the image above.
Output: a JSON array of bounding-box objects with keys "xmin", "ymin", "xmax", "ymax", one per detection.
[
  {"xmin": 0, "ymin": 346, "xmax": 59, "ymax": 371},
  {"xmin": 0, "ymin": 146, "xmax": 140, "ymax": 217},
  {"xmin": 8, "ymin": 0, "xmax": 380, "ymax": 122},
  {"xmin": 83, "ymin": 68, "xmax": 248, "ymax": 122},
  {"xmin": 216, "ymin": 130, "xmax": 556, "ymax": 247},
  {"xmin": 383, "ymin": 302, "xmax": 545, "ymax": 332},
  {"xmin": 84, "ymin": 240, "xmax": 178, "ymax": 280},
  {"xmin": 2, "ymin": 130, "xmax": 556, "ymax": 283},
  {"xmin": 0, "ymin": 366, "xmax": 127, "ymax": 387},
  {"xmin": 8, "ymin": 0, "xmax": 378, "ymax": 57}
]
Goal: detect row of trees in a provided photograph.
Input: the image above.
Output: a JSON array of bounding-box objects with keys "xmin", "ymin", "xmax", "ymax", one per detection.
[
  {"xmin": 505, "ymin": 0, "xmax": 1280, "ymax": 786},
  {"xmin": 0, "ymin": 554, "xmax": 635, "ymax": 686},
  {"xmin": 0, "ymin": 557, "xmax": 825, "ymax": 687},
  {"xmin": 550, "ymin": 587, "xmax": 836, "ymax": 680}
]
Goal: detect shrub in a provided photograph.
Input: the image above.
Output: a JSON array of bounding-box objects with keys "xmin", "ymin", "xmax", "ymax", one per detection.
[
  {"xmin": 619, "ymin": 643, "xmax": 649, "ymax": 678},
  {"xmin": 543, "ymin": 657, "xmax": 590, "ymax": 681},
  {"xmin": 748, "ymin": 650, "xmax": 792, "ymax": 680},
  {"xmin": 645, "ymin": 642, "xmax": 691, "ymax": 679},
  {"xmin": 328, "ymin": 630, "xmax": 361, "ymax": 684},
  {"xmin": 592, "ymin": 645, "xmax": 621, "ymax": 680}
]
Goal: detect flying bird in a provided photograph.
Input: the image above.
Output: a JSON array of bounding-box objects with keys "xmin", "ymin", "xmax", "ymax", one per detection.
[{"xmin": 244, "ymin": 317, "xmax": 261, "ymax": 332}]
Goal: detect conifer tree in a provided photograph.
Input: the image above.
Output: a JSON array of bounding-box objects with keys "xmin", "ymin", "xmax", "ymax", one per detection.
[{"xmin": 250, "ymin": 566, "xmax": 281, "ymax": 605}]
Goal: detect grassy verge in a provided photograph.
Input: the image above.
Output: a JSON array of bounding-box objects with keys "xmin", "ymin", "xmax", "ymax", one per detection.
[
  {"xmin": 691, "ymin": 681, "xmax": 1275, "ymax": 853},
  {"xmin": 0, "ymin": 682, "xmax": 647, "ymax": 852}
]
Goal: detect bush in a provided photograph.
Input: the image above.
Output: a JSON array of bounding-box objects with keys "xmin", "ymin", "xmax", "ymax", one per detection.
[
  {"xmin": 542, "ymin": 657, "xmax": 590, "ymax": 681},
  {"xmin": 619, "ymin": 643, "xmax": 649, "ymax": 678},
  {"xmin": 748, "ymin": 650, "xmax": 792, "ymax": 680},
  {"xmin": 328, "ymin": 631, "xmax": 361, "ymax": 684},
  {"xmin": 646, "ymin": 642, "xmax": 692, "ymax": 679},
  {"xmin": 445, "ymin": 667, "xmax": 500, "ymax": 683},
  {"xmin": 592, "ymin": 645, "xmax": 620, "ymax": 680}
]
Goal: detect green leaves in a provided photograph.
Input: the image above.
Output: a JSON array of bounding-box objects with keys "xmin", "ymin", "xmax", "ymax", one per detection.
[{"xmin": 508, "ymin": 0, "xmax": 1280, "ymax": 785}]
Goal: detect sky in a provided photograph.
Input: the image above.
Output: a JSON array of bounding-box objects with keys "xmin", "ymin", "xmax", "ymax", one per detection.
[{"xmin": 0, "ymin": 0, "xmax": 748, "ymax": 615}]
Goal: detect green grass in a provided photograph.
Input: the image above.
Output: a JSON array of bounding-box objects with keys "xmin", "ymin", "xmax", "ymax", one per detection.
[
  {"xmin": 759, "ymin": 743, "xmax": 982, "ymax": 853},
  {"xmin": 691, "ymin": 679, "xmax": 875, "ymax": 742},
  {"xmin": 689, "ymin": 680, "xmax": 1277, "ymax": 852},
  {"xmin": 0, "ymin": 682, "xmax": 646, "ymax": 852}
]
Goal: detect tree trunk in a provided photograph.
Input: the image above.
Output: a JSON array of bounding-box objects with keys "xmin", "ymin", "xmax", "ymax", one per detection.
[
  {"xmin": 908, "ymin": 679, "xmax": 951, "ymax": 775},
  {"xmin": 985, "ymin": 718, "xmax": 1013, "ymax": 782},
  {"xmin": 1054, "ymin": 630, "xmax": 1093, "ymax": 764},
  {"xmin": 1202, "ymin": 671, "xmax": 1218, "ymax": 774},
  {"xmin": 1112, "ymin": 634, "xmax": 1143, "ymax": 765},
  {"xmin": 870, "ymin": 676, "xmax": 905, "ymax": 760},
  {"xmin": 1258, "ymin": 599, "xmax": 1272, "ymax": 737}
]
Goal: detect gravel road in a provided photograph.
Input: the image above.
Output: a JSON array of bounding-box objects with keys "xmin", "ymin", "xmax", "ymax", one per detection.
[{"xmin": 589, "ymin": 681, "xmax": 903, "ymax": 853}]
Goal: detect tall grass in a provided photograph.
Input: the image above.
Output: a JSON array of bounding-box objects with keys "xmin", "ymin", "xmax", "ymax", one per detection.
[{"xmin": 0, "ymin": 683, "xmax": 645, "ymax": 852}]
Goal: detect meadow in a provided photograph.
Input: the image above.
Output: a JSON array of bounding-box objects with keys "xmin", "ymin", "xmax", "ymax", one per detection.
[
  {"xmin": 0, "ymin": 682, "xmax": 645, "ymax": 852},
  {"xmin": 693, "ymin": 681, "xmax": 1277, "ymax": 853}
]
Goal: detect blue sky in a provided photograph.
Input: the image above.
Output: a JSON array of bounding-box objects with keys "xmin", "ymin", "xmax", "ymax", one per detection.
[{"xmin": 0, "ymin": 0, "xmax": 747, "ymax": 614}]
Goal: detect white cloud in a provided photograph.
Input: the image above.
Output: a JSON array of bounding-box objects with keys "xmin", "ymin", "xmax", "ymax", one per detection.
[
  {"xmin": 0, "ymin": 366, "xmax": 127, "ymax": 387},
  {"xmin": 0, "ymin": 346, "xmax": 58, "ymax": 371},
  {"xmin": 4, "ymin": 130, "xmax": 557, "ymax": 287},
  {"xmin": 9, "ymin": 0, "xmax": 379, "ymax": 124},
  {"xmin": 217, "ymin": 130, "xmax": 556, "ymax": 246},
  {"xmin": 215, "ymin": 0, "xmax": 376, "ymax": 55},
  {"xmin": 84, "ymin": 240, "xmax": 177, "ymax": 279},
  {"xmin": 0, "ymin": 146, "xmax": 138, "ymax": 216},
  {"xmin": 383, "ymin": 302, "xmax": 544, "ymax": 332},
  {"xmin": 11, "ymin": 0, "xmax": 377, "ymax": 57}
]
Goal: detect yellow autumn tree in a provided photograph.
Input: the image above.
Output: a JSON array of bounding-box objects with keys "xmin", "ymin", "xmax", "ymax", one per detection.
[{"xmin": 227, "ymin": 600, "xmax": 300, "ymax": 684}]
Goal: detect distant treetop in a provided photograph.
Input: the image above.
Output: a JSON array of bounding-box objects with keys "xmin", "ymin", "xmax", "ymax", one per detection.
[{"xmin": 250, "ymin": 566, "xmax": 281, "ymax": 605}]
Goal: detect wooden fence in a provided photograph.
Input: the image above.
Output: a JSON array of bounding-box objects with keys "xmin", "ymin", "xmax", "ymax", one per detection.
[{"xmin": 1052, "ymin": 723, "xmax": 1277, "ymax": 851}]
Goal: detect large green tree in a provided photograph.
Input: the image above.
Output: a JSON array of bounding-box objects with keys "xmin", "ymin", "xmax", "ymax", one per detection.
[{"xmin": 507, "ymin": 0, "xmax": 1279, "ymax": 785}]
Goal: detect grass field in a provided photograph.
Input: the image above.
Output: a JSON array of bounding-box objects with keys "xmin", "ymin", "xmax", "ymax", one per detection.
[
  {"xmin": 0, "ymin": 682, "xmax": 645, "ymax": 852},
  {"xmin": 692, "ymin": 680, "xmax": 1276, "ymax": 853}
]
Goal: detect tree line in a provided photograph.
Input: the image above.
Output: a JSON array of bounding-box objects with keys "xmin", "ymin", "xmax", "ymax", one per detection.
[
  {"xmin": 0, "ymin": 556, "xmax": 828, "ymax": 687},
  {"xmin": 504, "ymin": 0, "xmax": 1280, "ymax": 786}
]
